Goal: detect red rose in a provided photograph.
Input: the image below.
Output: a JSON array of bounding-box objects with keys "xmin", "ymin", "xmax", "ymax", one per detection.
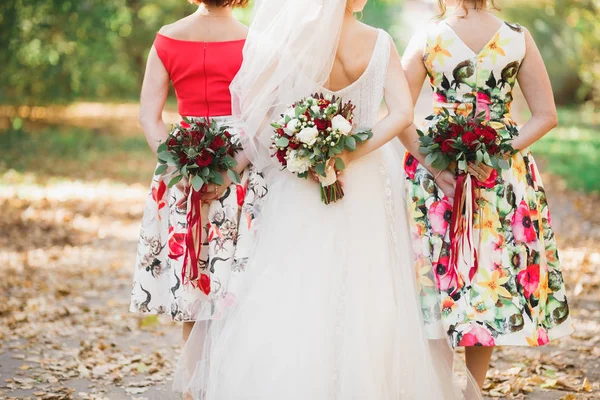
[
  {"xmin": 314, "ymin": 119, "xmax": 330, "ymax": 131},
  {"xmin": 475, "ymin": 125, "xmax": 497, "ymax": 145},
  {"xmin": 179, "ymin": 155, "xmax": 190, "ymax": 165},
  {"xmin": 277, "ymin": 128, "xmax": 285, "ymax": 137},
  {"xmin": 209, "ymin": 136, "xmax": 225, "ymax": 151},
  {"xmin": 196, "ymin": 150, "xmax": 213, "ymax": 167},
  {"xmin": 488, "ymin": 144, "xmax": 499, "ymax": 154},
  {"xmin": 276, "ymin": 149, "xmax": 287, "ymax": 166},
  {"xmin": 224, "ymin": 130, "xmax": 232, "ymax": 139},
  {"xmin": 168, "ymin": 137, "xmax": 177, "ymax": 147},
  {"xmin": 190, "ymin": 130, "xmax": 204, "ymax": 141},
  {"xmin": 448, "ymin": 123, "xmax": 463, "ymax": 138},
  {"xmin": 462, "ymin": 131, "xmax": 479, "ymax": 147},
  {"xmin": 288, "ymin": 140, "xmax": 300, "ymax": 150},
  {"xmin": 441, "ymin": 139, "xmax": 454, "ymax": 154},
  {"xmin": 319, "ymin": 99, "xmax": 330, "ymax": 109}
]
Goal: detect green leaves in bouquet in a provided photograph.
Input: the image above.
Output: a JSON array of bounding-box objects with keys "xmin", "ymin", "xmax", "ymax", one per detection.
[
  {"xmin": 425, "ymin": 151, "xmax": 451, "ymax": 171},
  {"xmin": 334, "ymin": 157, "xmax": 346, "ymax": 171},
  {"xmin": 168, "ymin": 174, "xmax": 183, "ymax": 188},
  {"xmin": 345, "ymin": 136, "xmax": 357, "ymax": 151},
  {"xmin": 191, "ymin": 175, "xmax": 204, "ymax": 192},
  {"xmin": 227, "ymin": 169, "xmax": 241, "ymax": 185},
  {"xmin": 314, "ymin": 162, "xmax": 327, "ymax": 177},
  {"xmin": 154, "ymin": 164, "xmax": 168, "ymax": 176},
  {"xmin": 275, "ymin": 136, "xmax": 290, "ymax": 148}
]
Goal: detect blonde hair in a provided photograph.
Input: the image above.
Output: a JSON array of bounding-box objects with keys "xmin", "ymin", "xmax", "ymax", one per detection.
[
  {"xmin": 437, "ymin": 0, "xmax": 500, "ymax": 18},
  {"xmin": 188, "ymin": 0, "xmax": 249, "ymax": 7}
]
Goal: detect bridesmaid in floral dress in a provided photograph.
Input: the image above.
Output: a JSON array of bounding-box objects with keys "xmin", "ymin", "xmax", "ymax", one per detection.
[
  {"xmin": 400, "ymin": 0, "xmax": 573, "ymax": 389},
  {"xmin": 130, "ymin": 0, "xmax": 267, "ymax": 346}
]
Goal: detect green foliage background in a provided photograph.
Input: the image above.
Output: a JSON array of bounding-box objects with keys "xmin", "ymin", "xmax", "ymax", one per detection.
[{"xmin": 0, "ymin": 0, "xmax": 597, "ymax": 106}]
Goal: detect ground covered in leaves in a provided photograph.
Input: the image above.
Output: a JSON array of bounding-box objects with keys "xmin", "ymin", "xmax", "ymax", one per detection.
[{"xmin": 0, "ymin": 103, "xmax": 598, "ymax": 399}]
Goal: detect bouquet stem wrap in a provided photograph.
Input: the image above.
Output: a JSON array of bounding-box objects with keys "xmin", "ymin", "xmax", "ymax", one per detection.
[
  {"xmin": 448, "ymin": 173, "xmax": 477, "ymax": 295},
  {"xmin": 319, "ymin": 166, "xmax": 344, "ymax": 204},
  {"xmin": 182, "ymin": 189, "xmax": 203, "ymax": 286}
]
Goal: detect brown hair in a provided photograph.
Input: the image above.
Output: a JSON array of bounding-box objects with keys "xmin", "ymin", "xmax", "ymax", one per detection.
[
  {"xmin": 437, "ymin": 0, "xmax": 500, "ymax": 18},
  {"xmin": 188, "ymin": 0, "xmax": 249, "ymax": 7}
]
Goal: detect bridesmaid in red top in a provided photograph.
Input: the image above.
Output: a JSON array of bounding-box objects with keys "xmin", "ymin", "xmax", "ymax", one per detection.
[{"xmin": 130, "ymin": 0, "xmax": 268, "ymax": 349}]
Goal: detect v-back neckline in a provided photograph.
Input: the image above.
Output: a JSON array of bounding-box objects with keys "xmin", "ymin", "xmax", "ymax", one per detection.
[
  {"xmin": 443, "ymin": 20, "xmax": 505, "ymax": 57},
  {"xmin": 320, "ymin": 29, "xmax": 383, "ymax": 95}
]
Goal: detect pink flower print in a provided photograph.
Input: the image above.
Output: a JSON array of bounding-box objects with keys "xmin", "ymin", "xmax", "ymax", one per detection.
[
  {"xmin": 429, "ymin": 197, "xmax": 453, "ymax": 236},
  {"xmin": 476, "ymin": 92, "xmax": 492, "ymax": 120},
  {"xmin": 517, "ymin": 264, "xmax": 540, "ymax": 298},
  {"xmin": 512, "ymin": 200, "xmax": 537, "ymax": 244},
  {"xmin": 459, "ymin": 324, "xmax": 496, "ymax": 347}
]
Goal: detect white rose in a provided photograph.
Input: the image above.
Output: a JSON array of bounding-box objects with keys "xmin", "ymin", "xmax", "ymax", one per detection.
[
  {"xmin": 285, "ymin": 107, "xmax": 296, "ymax": 119},
  {"xmin": 296, "ymin": 126, "xmax": 319, "ymax": 146},
  {"xmin": 310, "ymin": 105, "xmax": 320, "ymax": 114},
  {"xmin": 286, "ymin": 119, "xmax": 300, "ymax": 132},
  {"xmin": 286, "ymin": 150, "xmax": 311, "ymax": 174},
  {"xmin": 331, "ymin": 115, "xmax": 353, "ymax": 136}
]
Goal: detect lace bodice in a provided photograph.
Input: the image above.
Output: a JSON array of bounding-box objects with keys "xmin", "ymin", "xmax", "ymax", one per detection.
[{"xmin": 321, "ymin": 29, "xmax": 391, "ymax": 130}]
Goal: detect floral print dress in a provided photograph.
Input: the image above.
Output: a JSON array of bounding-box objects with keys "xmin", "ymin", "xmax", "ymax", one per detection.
[
  {"xmin": 130, "ymin": 118, "xmax": 268, "ymax": 322},
  {"xmin": 404, "ymin": 21, "xmax": 574, "ymax": 347}
]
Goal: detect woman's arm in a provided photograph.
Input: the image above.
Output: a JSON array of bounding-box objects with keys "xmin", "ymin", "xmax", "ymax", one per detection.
[
  {"xmin": 511, "ymin": 28, "xmax": 558, "ymax": 150},
  {"xmin": 399, "ymin": 32, "xmax": 457, "ymax": 197},
  {"xmin": 139, "ymin": 46, "xmax": 170, "ymax": 157},
  {"xmin": 398, "ymin": 31, "xmax": 440, "ymax": 175},
  {"xmin": 346, "ymin": 36, "xmax": 415, "ymax": 163}
]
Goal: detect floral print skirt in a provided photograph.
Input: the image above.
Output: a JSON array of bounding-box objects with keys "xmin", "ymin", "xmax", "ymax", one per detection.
[
  {"xmin": 130, "ymin": 157, "xmax": 268, "ymax": 322},
  {"xmin": 404, "ymin": 149, "xmax": 574, "ymax": 347}
]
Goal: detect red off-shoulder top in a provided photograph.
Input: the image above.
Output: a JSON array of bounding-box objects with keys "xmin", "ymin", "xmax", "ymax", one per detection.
[{"xmin": 154, "ymin": 32, "xmax": 245, "ymax": 117}]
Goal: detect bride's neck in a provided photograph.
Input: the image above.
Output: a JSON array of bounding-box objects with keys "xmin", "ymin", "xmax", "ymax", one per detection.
[{"xmin": 343, "ymin": 11, "xmax": 359, "ymax": 26}]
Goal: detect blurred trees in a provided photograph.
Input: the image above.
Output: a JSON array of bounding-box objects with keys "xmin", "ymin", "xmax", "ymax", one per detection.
[
  {"xmin": 501, "ymin": 0, "xmax": 599, "ymax": 106},
  {"xmin": 0, "ymin": 0, "xmax": 191, "ymax": 105},
  {"xmin": 0, "ymin": 0, "xmax": 597, "ymax": 107}
]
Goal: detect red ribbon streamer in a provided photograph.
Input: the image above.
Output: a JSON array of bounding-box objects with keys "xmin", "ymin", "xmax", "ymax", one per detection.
[
  {"xmin": 182, "ymin": 189, "xmax": 203, "ymax": 287},
  {"xmin": 448, "ymin": 173, "xmax": 477, "ymax": 295}
]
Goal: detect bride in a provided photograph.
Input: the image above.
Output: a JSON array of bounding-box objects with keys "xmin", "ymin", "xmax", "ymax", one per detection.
[{"xmin": 175, "ymin": 0, "xmax": 481, "ymax": 399}]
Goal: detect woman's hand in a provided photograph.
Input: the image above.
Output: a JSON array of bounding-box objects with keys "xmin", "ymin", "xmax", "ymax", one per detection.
[
  {"xmin": 200, "ymin": 172, "xmax": 233, "ymax": 203},
  {"xmin": 175, "ymin": 177, "xmax": 190, "ymax": 209},
  {"xmin": 467, "ymin": 162, "xmax": 494, "ymax": 183},
  {"xmin": 434, "ymin": 170, "xmax": 457, "ymax": 199},
  {"xmin": 310, "ymin": 151, "xmax": 354, "ymax": 183}
]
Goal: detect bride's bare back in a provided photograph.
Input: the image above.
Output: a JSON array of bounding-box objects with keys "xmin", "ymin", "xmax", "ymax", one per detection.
[{"xmin": 326, "ymin": 20, "xmax": 380, "ymax": 92}]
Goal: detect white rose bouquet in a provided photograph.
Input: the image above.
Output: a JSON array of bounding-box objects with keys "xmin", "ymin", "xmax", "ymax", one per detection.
[{"xmin": 271, "ymin": 93, "xmax": 373, "ymax": 204}]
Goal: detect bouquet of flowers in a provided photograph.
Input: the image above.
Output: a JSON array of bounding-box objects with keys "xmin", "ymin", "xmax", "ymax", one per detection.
[
  {"xmin": 417, "ymin": 108, "xmax": 516, "ymax": 174},
  {"xmin": 418, "ymin": 109, "xmax": 518, "ymax": 295},
  {"xmin": 155, "ymin": 117, "xmax": 241, "ymax": 286},
  {"xmin": 271, "ymin": 93, "xmax": 373, "ymax": 204}
]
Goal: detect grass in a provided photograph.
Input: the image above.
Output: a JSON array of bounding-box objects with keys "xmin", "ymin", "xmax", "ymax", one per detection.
[
  {"xmin": 531, "ymin": 107, "xmax": 600, "ymax": 193},
  {"xmin": 0, "ymin": 125, "xmax": 154, "ymax": 185}
]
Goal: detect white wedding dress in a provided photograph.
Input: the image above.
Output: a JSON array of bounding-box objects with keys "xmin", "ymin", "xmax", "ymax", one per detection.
[{"xmin": 174, "ymin": 29, "xmax": 474, "ymax": 400}]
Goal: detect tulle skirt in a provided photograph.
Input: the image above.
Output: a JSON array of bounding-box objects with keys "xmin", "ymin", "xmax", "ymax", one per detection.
[{"xmin": 174, "ymin": 140, "xmax": 480, "ymax": 399}]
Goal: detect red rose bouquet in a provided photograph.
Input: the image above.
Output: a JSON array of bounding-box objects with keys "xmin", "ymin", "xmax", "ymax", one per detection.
[
  {"xmin": 271, "ymin": 93, "xmax": 373, "ymax": 204},
  {"xmin": 418, "ymin": 108, "xmax": 518, "ymax": 295},
  {"xmin": 417, "ymin": 108, "xmax": 515, "ymax": 174},
  {"xmin": 155, "ymin": 117, "xmax": 241, "ymax": 286}
]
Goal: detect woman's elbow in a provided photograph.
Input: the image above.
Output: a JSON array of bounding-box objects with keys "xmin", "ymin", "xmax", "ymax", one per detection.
[
  {"xmin": 138, "ymin": 106, "xmax": 160, "ymax": 130},
  {"xmin": 547, "ymin": 111, "xmax": 559, "ymax": 130}
]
